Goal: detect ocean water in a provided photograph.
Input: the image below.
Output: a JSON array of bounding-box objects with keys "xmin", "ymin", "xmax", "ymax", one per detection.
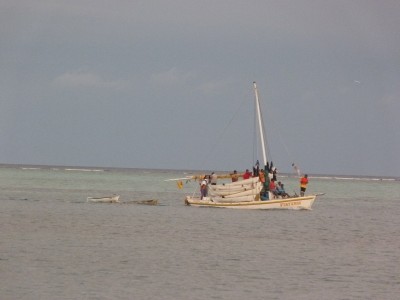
[{"xmin": 1, "ymin": 166, "xmax": 399, "ymax": 300}]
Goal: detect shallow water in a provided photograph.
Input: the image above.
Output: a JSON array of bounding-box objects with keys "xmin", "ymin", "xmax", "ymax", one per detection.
[{"xmin": 1, "ymin": 166, "xmax": 399, "ymax": 299}]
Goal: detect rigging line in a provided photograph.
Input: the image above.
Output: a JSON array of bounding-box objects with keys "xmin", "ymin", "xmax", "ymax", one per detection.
[
  {"xmin": 263, "ymin": 103, "xmax": 299, "ymax": 171},
  {"xmin": 200, "ymin": 95, "xmax": 250, "ymax": 169}
]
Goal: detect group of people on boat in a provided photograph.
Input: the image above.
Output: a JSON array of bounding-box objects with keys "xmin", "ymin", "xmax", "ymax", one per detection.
[
  {"xmin": 249, "ymin": 160, "xmax": 285, "ymax": 200},
  {"xmin": 199, "ymin": 162, "xmax": 309, "ymax": 200},
  {"xmin": 268, "ymin": 180, "xmax": 290, "ymax": 198}
]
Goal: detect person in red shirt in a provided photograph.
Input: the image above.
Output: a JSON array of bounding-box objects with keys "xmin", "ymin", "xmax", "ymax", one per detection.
[
  {"xmin": 243, "ymin": 169, "xmax": 252, "ymax": 179},
  {"xmin": 300, "ymin": 174, "xmax": 309, "ymax": 196},
  {"xmin": 269, "ymin": 179, "xmax": 278, "ymax": 198}
]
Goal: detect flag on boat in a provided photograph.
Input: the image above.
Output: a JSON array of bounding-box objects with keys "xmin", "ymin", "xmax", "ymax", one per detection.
[{"xmin": 177, "ymin": 180, "xmax": 184, "ymax": 189}]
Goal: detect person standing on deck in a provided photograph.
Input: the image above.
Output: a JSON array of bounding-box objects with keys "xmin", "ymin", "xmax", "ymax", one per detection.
[
  {"xmin": 200, "ymin": 178, "xmax": 208, "ymax": 199},
  {"xmin": 300, "ymin": 174, "xmax": 309, "ymax": 196},
  {"xmin": 210, "ymin": 172, "xmax": 218, "ymax": 185},
  {"xmin": 253, "ymin": 160, "xmax": 260, "ymax": 177},
  {"xmin": 272, "ymin": 167, "xmax": 277, "ymax": 181}
]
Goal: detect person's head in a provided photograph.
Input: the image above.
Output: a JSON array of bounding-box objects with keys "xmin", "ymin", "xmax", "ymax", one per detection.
[
  {"xmin": 305, "ymin": 174, "xmax": 308, "ymax": 178},
  {"xmin": 246, "ymin": 169, "xmax": 249, "ymax": 172},
  {"xmin": 234, "ymin": 170, "xmax": 237, "ymax": 174}
]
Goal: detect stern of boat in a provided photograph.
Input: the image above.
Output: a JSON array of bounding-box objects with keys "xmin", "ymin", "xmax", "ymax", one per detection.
[{"xmin": 185, "ymin": 196, "xmax": 190, "ymax": 206}]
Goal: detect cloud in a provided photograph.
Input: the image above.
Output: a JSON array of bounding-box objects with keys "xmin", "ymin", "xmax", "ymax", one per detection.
[
  {"xmin": 53, "ymin": 70, "xmax": 129, "ymax": 90},
  {"xmin": 151, "ymin": 68, "xmax": 194, "ymax": 87},
  {"xmin": 197, "ymin": 79, "xmax": 237, "ymax": 95}
]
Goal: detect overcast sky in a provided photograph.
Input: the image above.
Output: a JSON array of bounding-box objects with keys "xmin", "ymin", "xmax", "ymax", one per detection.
[{"xmin": 1, "ymin": 1, "xmax": 399, "ymax": 177}]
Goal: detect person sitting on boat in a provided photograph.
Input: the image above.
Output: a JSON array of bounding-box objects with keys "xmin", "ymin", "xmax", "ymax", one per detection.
[
  {"xmin": 260, "ymin": 187, "xmax": 269, "ymax": 201},
  {"xmin": 269, "ymin": 179, "xmax": 278, "ymax": 198},
  {"xmin": 200, "ymin": 178, "xmax": 208, "ymax": 200},
  {"xmin": 231, "ymin": 170, "xmax": 239, "ymax": 182},
  {"xmin": 280, "ymin": 183, "xmax": 290, "ymax": 198},
  {"xmin": 243, "ymin": 169, "xmax": 252, "ymax": 180},
  {"xmin": 276, "ymin": 182, "xmax": 289, "ymax": 198},
  {"xmin": 210, "ymin": 172, "xmax": 218, "ymax": 185}
]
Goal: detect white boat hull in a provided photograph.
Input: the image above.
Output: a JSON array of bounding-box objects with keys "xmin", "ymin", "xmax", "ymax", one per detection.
[
  {"xmin": 87, "ymin": 195, "xmax": 120, "ymax": 203},
  {"xmin": 185, "ymin": 195, "xmax": 317, "ymax": 210}
]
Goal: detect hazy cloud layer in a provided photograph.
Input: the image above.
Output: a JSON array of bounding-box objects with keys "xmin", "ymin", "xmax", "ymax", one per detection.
[{"xmin": 1, "ymin": 1, "xmax": 399, "ymax": 176}]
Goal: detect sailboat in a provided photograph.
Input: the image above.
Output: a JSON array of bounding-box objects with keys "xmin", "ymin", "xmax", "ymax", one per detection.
[{"xmin": 184, "ymin": 82, "xmax": 319, "ymax": 210}]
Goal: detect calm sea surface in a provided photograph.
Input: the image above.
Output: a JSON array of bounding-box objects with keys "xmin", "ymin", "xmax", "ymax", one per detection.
[{"xmin": 1, "ymin": 166, "xmax": 399, "ymax": 300}]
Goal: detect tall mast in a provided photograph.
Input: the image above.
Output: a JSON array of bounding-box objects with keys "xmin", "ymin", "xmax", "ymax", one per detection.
[{"xmin": 253, "ymin": 82, "xmax": 268, "ymax": 166}]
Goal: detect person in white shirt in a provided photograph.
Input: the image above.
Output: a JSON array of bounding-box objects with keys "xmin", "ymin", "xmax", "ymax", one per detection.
[
  {"xmin": 210, "ymin": 172, "xmax": 218, "ymax": 185},
  {"xmin": 200, "ymin": 178, "xmax": 208, "ymax": 199}
]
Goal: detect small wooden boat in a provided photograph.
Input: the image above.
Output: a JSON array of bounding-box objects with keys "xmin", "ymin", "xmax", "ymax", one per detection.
[{"xmin": 87, "ymin": 195, "xmax": 120, "ymax": 203}]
